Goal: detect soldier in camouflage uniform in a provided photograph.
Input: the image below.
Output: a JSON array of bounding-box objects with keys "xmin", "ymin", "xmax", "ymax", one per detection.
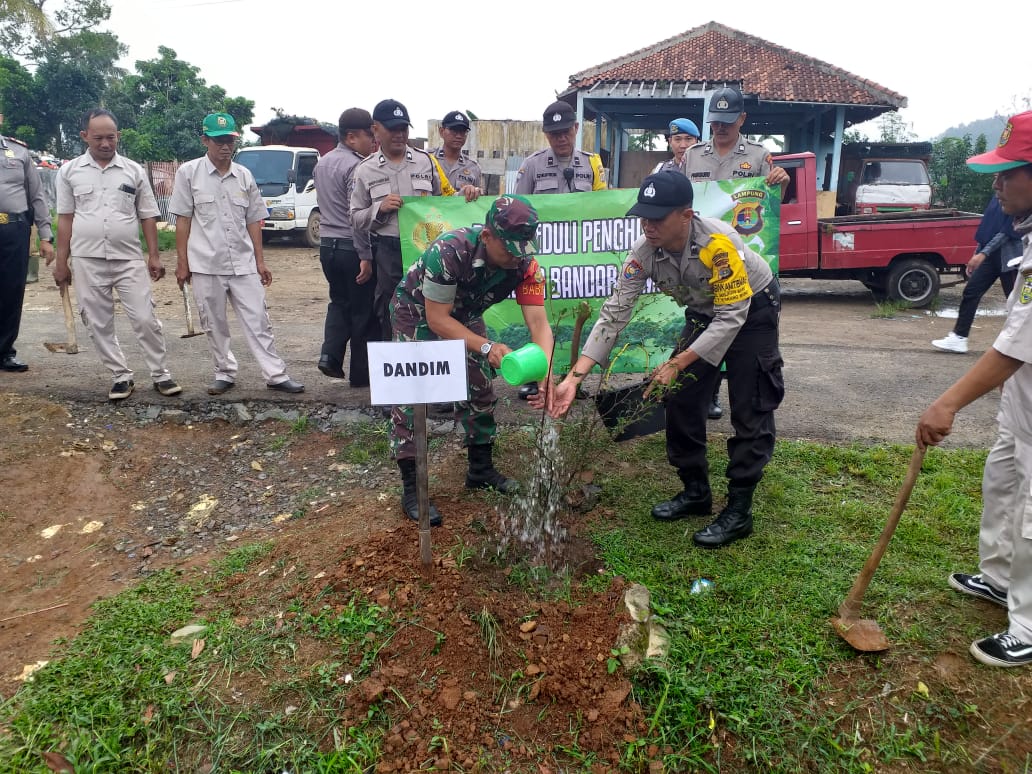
[{"xmin": 389, "ymin": 195, "xmax": 554, "ymax": 526}]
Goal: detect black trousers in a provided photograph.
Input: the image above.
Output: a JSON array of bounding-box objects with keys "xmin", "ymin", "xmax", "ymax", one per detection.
[
  {"xmin": 319, "ymin": 237, "xmax": 376, "ymax": 386},
  {"xmin": 372, "ymin": 235, "xmax": 402, "ymax": 342},
  {"xmin": 954, "ymin": 254, "xmax": 1016, "ymax": 338},
  {"xmin": 666, "ymin": 282, "xmax": 785, "ymax": 488},
  {"xmin": 0, "ymin": 218, "xmax": 30, "ymax": 359}
]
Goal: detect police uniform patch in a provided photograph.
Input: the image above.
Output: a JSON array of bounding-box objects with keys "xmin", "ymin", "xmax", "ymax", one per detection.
[
  {"xmin": 623, "ymin": 259, "xmax": 644, "ymax": 279},
  {"xmin": 1020, "ymin": 275, "xmax": 1032, "ymax": 304},
  {"xmin": 712, "ymin": 250, "xmax": 732, "ymax": 280},
  {"xmin": 3, "ymin": 150, "xmax": 13, "ymax": 158},
  {"xmin": 739, "ymin": 162, "xmax": 752, "ymax": 171}
]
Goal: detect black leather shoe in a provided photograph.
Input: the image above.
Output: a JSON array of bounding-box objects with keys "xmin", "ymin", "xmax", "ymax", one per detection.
[
  {"xmin": 318, "ymin": 355, "xmax": 345, "ymax": 379},
  {"xmin": 651, "ymin": 483, "xmax": 712, "ymax": 521},
  {"xmin": 1, "ymin": 355, "xmax": 28, "ymax": 372},
  {"xmin": 268, "ymin": 378, "xmax": 305, "ymax": 394},
  {"xmin": 518, "ymin": 382, "xmax": 539, "ymax": 400},
  {"xmin": 708, "ymin": 398, "xmax": 723, "ymax": 420},
  {"xmin": 207, "ymin": 379, "xmax": 235, "ymax": 395}
]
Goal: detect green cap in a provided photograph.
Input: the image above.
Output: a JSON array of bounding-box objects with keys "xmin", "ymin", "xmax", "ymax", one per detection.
[{"xmin": 202, "ymin": 112, "xmax": 239, "ymax": 137}]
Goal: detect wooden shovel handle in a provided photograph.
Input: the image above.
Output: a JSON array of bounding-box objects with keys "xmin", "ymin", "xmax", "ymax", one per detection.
[
  {"xmin": 181, "ymin": 285, "xmax": 196, "ymax": 336},
  {"xmin": 60, "ymin": 284, "xmax": 76, "ymax": 346},
  {"xmin": 837, "ymin": 445, "xmax": 926, "ymax": 620}
]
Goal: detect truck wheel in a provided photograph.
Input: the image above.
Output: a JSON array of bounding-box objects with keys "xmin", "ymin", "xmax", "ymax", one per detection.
[
  {"xmin": 303, "ymin": 211, "xmax": 321, "ymax": 248},
  {"xmin": 261, "ymin": 232, "xmax": 272, "ymax": 245},
  {"xmin": 885, "ymin": 258, "xmax": 939, "ymax": 308}
]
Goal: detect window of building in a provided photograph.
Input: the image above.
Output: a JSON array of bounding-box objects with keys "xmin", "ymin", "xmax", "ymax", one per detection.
[
  {"xmin": 476, "ymin": 150, "xmax": 485, "ymax": 158},
  {"xmin": 492, "ymin": 150, "xmax": 501, "ymax": 159}
]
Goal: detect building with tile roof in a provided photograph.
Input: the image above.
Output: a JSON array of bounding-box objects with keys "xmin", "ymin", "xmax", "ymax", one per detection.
[{"xmin": 558, "ymin": 22, "xmax": 906, "ymax": 187}]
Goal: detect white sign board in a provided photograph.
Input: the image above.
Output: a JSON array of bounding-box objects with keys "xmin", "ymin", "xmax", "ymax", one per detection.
[{"xmin": 368, "ymin": 340, "xmax": 469, "ymax": 406}]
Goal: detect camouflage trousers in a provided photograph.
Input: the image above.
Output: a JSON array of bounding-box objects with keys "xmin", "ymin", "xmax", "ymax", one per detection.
[{"xmin": 389, "ymin": 315, "xmax": 498, "ymax": 460}]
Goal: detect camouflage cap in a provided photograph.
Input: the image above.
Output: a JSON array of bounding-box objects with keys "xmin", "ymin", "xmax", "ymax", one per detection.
[{"xmin": 486, "ymin": 195, "xmax": 539, "ymax": 258}]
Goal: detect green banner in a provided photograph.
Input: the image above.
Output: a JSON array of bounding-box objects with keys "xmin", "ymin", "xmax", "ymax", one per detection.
[{"xmin": 398, "ymin": 180, "xmax": 780, "ymax": 373}]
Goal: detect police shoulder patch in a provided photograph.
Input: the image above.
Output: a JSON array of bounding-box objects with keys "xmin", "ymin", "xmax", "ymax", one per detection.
[{"xmin": 623, "ymin": 258, "xmax": 644, "ymax": 279}]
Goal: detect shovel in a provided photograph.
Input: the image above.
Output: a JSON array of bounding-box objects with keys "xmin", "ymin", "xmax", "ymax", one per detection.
[
  {"xmin": 44, "ymin": 284, "xmax": 78, "ymax": 354},
  {"xmin": 180, "ymin": 285, "xmax": 205, "ymax": 338},
  {"xmin": 831, "ymin": 445, "xmax": 926, "ymax": 651}
]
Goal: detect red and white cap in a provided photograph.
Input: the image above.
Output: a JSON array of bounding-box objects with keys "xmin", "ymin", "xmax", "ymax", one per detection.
[{"xmin": 967, "ymin": 111, "xmax": 1032, "ymax": 172}]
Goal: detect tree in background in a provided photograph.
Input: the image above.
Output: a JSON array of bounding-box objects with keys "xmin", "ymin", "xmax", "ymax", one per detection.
[
  {"xmin": 0, "ymin": 55, "xmax": 38, "ymax": 146},
  {"xmin": 0, "ymin": 0, "xmax": 123, "ymax": 154},
  {"xmin": 34, "ymin": 28, "xmax": 124, "ymax": 156},
  {"xmin": 107, "ymin": 46, "xmax": 254, "ymax": 161},
  {"xmin": 876, "ymin": 111, "xmax": 917, "ymax": 143},
  {"xmin": 0, "ymin": 0, "xmax": 106, "ymax": 60},
  {"xmin": 929, "ymin": 134, "xmax": 993, "ymax": 212}
]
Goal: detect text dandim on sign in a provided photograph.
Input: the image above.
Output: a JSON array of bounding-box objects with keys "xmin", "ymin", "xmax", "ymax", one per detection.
[{"xmin": 368, "ymin": 340, "xmax": 469, "ymax": 406}]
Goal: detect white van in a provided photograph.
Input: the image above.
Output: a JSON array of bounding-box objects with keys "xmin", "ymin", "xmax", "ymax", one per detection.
[{"xmin": 234, "ymin": 145, "xmax": 321, "ymax": 246}]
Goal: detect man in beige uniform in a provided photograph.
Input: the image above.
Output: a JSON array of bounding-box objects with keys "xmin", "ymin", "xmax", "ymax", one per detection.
[
  {"xmin": 170, "ymin": 113, "xmax": 303, "ymax": 396},
  {"xmin": 512, "ymin": 99, "xmax": 606, "ymax": 398},
  {"xmin": 350, "ymin": 99, "xmax": 473, "ymax": 341},
  {"xmin": 681, "ymin": 86, "xmax": 788, "ymax": 420},
  {"xmin": 431, "ymin": 111, "xmax": 483, "ymax": 191},
  {"xmin": 52, "ymin": 109, "xmax": 181, "ymax": 401}
]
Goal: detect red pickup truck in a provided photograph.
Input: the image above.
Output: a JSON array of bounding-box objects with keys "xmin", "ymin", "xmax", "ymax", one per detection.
[{"xmin": 776, "ymin": 152, "xmax": 980, "ymax": 307}]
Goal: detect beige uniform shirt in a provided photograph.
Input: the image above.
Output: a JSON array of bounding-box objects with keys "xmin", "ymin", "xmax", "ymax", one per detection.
[
  {"xmin": 169, "ymin": 156, "xmax": 267, "ymax": 276},
  {"xmin": 56, "ymin": 151, "xmax": 160, "ymax": 260},
  {"xmin": 994, "ymin": 223, "xmax": 1032, "ymax": 443},
  {"xmin": 513, "ymin": 148, "xmax": 606, "ymax": 195},
  {"xmin": 680, "ymin": 137, "xmax": 773, "ymax": 182},
  {"xmin": 0, "ymin": 135, "xmax": 52, "ymax": 238},
  {"xmin": 431, "ymin": 148, "xmax": 482, "ymax": 189},
  {"xmin": 581, "ymin": 214, "xmax": 773, "ymax": 367},
  {"xmin": 350, "ymin": 147, "xmax": 445, "ymax": 239}
]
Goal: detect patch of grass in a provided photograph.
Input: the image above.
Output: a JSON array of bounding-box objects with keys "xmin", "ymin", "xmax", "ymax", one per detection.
[
  {"xmin": 590, "ymin": 438, "xmax": 1002, "ymax": 771},
  {"xmin": 290, "ymin": 414, "xmax": 309, "ymax": 434},
  {"xmin": 472, "ymin": 606, "xmax": 502, "ymax": 663},
  {"xmin": 213, "ymin": 540, "xmax": 274, "ymax": 579},
  {"xmin": 871, "ymin": 298, "xmax": 912, "ymax": 318}
]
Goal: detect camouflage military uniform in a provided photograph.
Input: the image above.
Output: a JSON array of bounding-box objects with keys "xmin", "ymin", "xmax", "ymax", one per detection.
[{"xmin": 389, "ymin": 225, "xmax": 545, "ymax": 458}]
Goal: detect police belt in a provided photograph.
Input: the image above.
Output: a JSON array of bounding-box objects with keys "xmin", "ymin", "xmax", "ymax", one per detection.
[
  {"xmin": 320, "ymin": 236, "xmax": 354, "ymax": 250},
  {"xmin": 683, "ymin": 280, "xmax": 781, "ymax": 326},
  {"xmin": 0, "ymin": 210, "xmax": 29, "ymax": 225},
  {"xmin": 372, "ymin": 235, "xmax": 401, "ymax": 249}
]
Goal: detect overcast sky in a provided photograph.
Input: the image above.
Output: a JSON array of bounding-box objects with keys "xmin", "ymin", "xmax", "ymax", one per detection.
[{"xmin": 108, "ymin": 0, "xmax": 1029, "ymax": 143}]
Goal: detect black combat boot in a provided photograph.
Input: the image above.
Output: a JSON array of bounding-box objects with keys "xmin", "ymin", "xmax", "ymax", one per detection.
[
  {"xmin": 651, "ymin": 478, "xmax": 712, "ymax": 521},
  {"xmin": 397, "ymin": 458, "xmax": 442, "ymax": 527},
  {"xmin": 708, "ymin": 377, "xmax": 723, "ymax": 420},
  {"xmin": 465, "ymin": 444, "xmax": 518, "ymax": 493},
  {"xmin": 693, "ymin": 483, "xmax": 754, "ymax": 548}
]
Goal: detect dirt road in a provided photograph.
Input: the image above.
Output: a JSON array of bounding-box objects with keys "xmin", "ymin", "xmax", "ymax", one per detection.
[{"xmin": 7, "ymin": 242, "xmax": 1008, "ymax": 447}]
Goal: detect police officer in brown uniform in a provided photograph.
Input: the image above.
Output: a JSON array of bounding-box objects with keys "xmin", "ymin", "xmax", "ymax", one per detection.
[
  {"xmin": 512, "ymin": 99, "xmax": 606, "ymax": 398},
  {"xmin": 431, "ymin": 111, "xmax": 484, "ymax": 192},
  {"xmin": 681, "ymin": 86, "xmax": 788, "ymax": 420},
  {"xmin": 0, "ymin": 119, "xmax": 54, "ymax": 371},
  {"xmin": 350, "ymin": 99, "xmax": 472, "ymax": 341},
  {"xmin": 514, "ymin": 100, "xmax": 606, "ymax": 197},
  {"xmin": 550, "ymin": 171, "xmax": 784, "ymax": 549}
]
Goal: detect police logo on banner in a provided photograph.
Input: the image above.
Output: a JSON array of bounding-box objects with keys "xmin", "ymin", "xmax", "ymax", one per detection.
[{"xmin": 730, "ymin": 189, "xmax": 766, "ymax": 236}]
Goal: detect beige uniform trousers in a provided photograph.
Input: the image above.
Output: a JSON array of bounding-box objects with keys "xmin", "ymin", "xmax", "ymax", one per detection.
[
  {"xmin": 191, "ymin": 272, "xmax": 290, "ymax": 386},
  {"xmin": 74, "ymin": 257, "xmax": 171, "ymax": 383},
  {"xmin": 980, "ymin": 388, "xmax": 1032, "ymax": 643}
]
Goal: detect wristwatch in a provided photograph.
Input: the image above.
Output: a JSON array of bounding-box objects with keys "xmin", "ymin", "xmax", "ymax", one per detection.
[{"xmin": 480, "ymin": 341, "xmax": 494, "ymax": 356}]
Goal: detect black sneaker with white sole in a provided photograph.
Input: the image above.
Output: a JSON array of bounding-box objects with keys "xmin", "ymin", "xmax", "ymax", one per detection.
[
  {"xmin": 948, "ymin": 572, "xmax": 1008, "ymax": 608},
  {"xmin": 970, "ymin": 631, "xmax": 1032, "ymax": 667},
  {"xmin": 108, "ymin": 380, "xmax": 135, "ymax": 400}
]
